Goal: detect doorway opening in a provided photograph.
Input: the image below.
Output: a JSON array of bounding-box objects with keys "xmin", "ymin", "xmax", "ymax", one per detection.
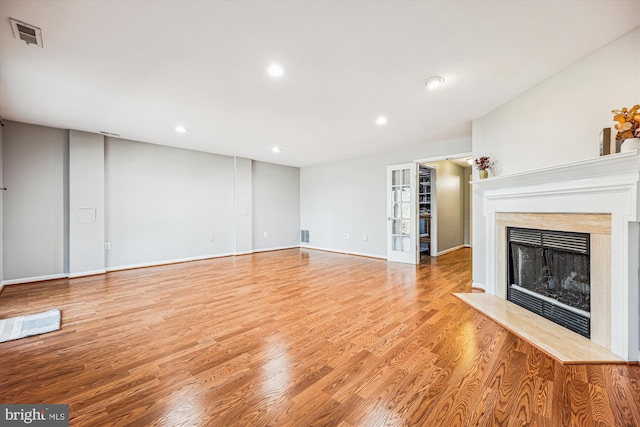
[
  {"xmin": 415, "ymin": 154, "xmax": 473, "ymax": 264},
  {"xmin": 418, "ymin": 164, "xmax": 435, "ymax": 259}
]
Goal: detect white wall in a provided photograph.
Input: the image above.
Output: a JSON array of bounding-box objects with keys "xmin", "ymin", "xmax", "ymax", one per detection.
[
  {"xmin": 252, "ymin": 161, "xmax": 300, "ymax": 251},
  {"xmin": 105, "ymin": 137, "xmax": 236, "ymax": 269},
  {"xmin": 473, "ymin": 27, "xmax": 640, "ymax": 177},
  {"xmin": 471, "ymin": 26, "xmax": 640, "ymax": 289},
  {"xmin": 2, "ymin": 121, "xmax": 67, "ymax": 282},
  {"xmin": 69, "ymin": 130, "xmax": 105, "ymax": 276},
  {"xmin": 300, "ymin": 137, "xmax": 471, "ymax": 258}
]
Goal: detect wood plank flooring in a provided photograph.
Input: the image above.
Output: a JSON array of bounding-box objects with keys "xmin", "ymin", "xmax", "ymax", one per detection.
[{"xmin": 1, "ymin": 248, "xmax": 639, "ymax": 426}]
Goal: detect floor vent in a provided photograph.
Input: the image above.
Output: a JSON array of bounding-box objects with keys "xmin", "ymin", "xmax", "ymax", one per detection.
[
  {"xmin": 509, "ymin": 286, "xmax": 590, "ymax": 338},
  {"xmin": 10, "ymin": 19, "xmax": 43, "ymax": 47}
]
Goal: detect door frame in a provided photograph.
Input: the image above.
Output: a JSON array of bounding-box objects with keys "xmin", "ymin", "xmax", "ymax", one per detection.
[
  {"xmin": 417, "ymin": 163, "xmax": 437, "ymax": 257},
  {"xmin": 414, "ymin": 151, "xmax": 473, "ymax": 257}
]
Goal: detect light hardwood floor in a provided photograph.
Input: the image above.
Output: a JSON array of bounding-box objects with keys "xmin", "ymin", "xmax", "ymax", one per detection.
[{"xmin": 1, "ymin": 248, "xmax": 639, "ymax": 426}]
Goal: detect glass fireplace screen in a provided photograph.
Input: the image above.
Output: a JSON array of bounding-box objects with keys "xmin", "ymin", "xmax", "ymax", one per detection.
[{"xmin": 508, "ymin": 227, "xmax": 590, "ymax": 313}]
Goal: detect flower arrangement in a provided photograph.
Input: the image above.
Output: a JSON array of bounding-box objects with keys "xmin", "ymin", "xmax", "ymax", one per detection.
[
  {"xmin": 612, "ymin": 105, "xmax": 640, "ymax": 140},
  {"xmin": 473, "ymin": 156, "xmax": 493, "ymax": 171}
]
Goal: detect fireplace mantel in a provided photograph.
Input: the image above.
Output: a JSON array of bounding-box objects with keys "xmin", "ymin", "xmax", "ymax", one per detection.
[
  {"xmin": 472, "ymin": 151, "xmax": 640, "ymax": 193},
  {"xmin": 474, "ymin": 151, "xmax": 640, "ymax": 362}
]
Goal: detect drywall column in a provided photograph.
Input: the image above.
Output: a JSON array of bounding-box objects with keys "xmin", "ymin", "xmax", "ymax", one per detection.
[
  {"xmin": 252, "ymin": 161, "xmax": 300, "ymax": 251},
  {"xmin": 234, "ymin": 157, "xmax": 252, "ymax": 254},
  {"xmin": 2, "ymin": 121, "xmax": 66, "ymax": 283},
  {"xmin": 69, "ymin": 130, "xmax": 105, "ymax": 277}
]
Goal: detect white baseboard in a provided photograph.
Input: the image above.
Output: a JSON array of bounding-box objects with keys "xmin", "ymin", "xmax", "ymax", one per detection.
[
  {"xmin": 472, "ymin": 281, "xmax": 486, "ymax": 291},
  {"xmin": 106, "ymin": 252, "xmax": 236, "ymax": 272},
  {"xmin": 2, "ymin": 273, "xmax": 68, "ymax": 286},
  {"xmin": 252, "ymin": 245, "xmax": 299, "ymax": 253},
  {"xmin": 68, "ymin": 269, "xmax": 107, "ymax": 278},
  {"xmin": 0, "ymin": 245, "xmax": 380, "ymax": 285},
  {"xmin": 300, "ymin": 244, "xmax": 386, "ymax": 260},
  {"xmin": 234, "ymin": 250, "xmax": 254, "ymax": 256},
  {"xmin": 437, "ymin": 245, "xmax": 465, "ymax": 256}
]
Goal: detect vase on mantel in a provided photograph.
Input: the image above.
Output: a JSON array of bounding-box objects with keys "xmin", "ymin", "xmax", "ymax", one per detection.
[
  {"xmin": 620, "ymin": 137, "xmax": 640, "ymax": 153},
  {"xmin": 479, "ymin": 170, "xmax": 489, "ymax": 179}
]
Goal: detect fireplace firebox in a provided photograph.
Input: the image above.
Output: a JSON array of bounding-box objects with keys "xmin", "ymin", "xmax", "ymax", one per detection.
[{"xmin": 507, "ymin": 227, "xmax": 591, "ymax": 338}]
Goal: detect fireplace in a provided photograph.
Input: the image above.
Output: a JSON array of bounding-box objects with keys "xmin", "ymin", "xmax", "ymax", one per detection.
[
  {"xmin": 475, "ymin": 152, "xmax": 640, "ymax": 361},
  {"xmin": 507, "ymin": 227, "xmax": 590, "ymax": 338}
]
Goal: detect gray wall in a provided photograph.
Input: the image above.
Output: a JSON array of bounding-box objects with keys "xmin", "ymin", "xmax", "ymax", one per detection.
[
  {"xmin": 69, "ymin": 130, "xmax": 105, "ymax": 276},
  {"xmin": 428, "ymin": 160, "xmax": 465, "ymax": 253},
  {"xmin": 105, "ymin": 137, "xmax": 235, "ymax": 268},
  {"xmin": 300, "ymin": 137, "xmax": 471, "ymax": 258},
  {"xmin": 3, "ymin": 121, "xmax": 67, "ymax": 282},
  {"xmin": 234, "ymin": 157, "xmax": 253, "ymax": 254},
  {"xmin": 252, "ymin": 161, "xmax": 300, "ymax": 250},
  {"xmin": 0, "ymin": 124, "xmax": 3, "ymax": 288},
  {"xmin": 1, "ymin": 121, "xmax": 302, "ymax": 284}
]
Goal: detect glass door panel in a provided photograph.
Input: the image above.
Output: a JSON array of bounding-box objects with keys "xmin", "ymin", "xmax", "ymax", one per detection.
[{"xmin": 387, "ymin": 163, "xmax": 417, "ymax": 264}]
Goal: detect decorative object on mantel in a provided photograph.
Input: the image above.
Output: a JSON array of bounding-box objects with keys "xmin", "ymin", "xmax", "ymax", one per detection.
[
  {"xmin": 599, "ymin": 128, "xmax": 612, "ymax": 155},
  {"xmin": 474, "ymin": 156, "xmax": 493, "ymax": 179},
  {"xmin": 612, "ymin": 105, "xmax": 640, "ymax": 152}
]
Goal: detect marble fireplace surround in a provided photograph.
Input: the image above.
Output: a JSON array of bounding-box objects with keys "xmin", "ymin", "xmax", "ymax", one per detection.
[{"xmin": 476, "ymin": 152, "xmax": 640, "ymax": 362}]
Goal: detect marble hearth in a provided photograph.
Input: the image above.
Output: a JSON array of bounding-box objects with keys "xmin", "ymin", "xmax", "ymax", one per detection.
[{"xmin": 474, "ymin": 152, "xmax": 640, "ymax": 362}]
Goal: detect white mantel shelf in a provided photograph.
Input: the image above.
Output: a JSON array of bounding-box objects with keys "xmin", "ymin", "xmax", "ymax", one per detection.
[
  {"xmin": 474, "ymin": 150, "xmax": 640, "ymax": 362},
  {"xmin": 471, "ymin": 151, "xmax": 640, "ymax": 190}
]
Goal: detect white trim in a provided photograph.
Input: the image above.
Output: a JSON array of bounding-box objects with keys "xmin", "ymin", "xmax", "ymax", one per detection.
[
  {"xmin": 234, "ymin": 250, "xmax": 254, "ymax": 256},
  {"xmin": 301, "ymin": 244, "xmax": 386, "ymax": 260},
  {"xmin": 106, "ymin": 252, "xmax": 235, "ymax": 272},
  {"xmin": 414, "ymin": 151, "xmax": 473, "ymax": 164},
  {"xmin": 2, "ymin": 273, "xmax": 68, "ymax": 286},
  {"xmin": 252, "ymin": 245, "xmax": 300, "ymax": 253},
  {"xmin": 472, "ymin": 281, "xmax": 486, "ymax": 291},
  {"xmin": 68, "ymin": 269, "xmax": 107, "ymax": 278},
  {"xmin": 437, "ymin": 245, "xmax": 465, "ymax": 256}
]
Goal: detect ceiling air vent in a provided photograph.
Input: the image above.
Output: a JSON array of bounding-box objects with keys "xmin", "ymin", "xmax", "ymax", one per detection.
[{"xmin": 10, "ymin": 18, "xmax": 43, "ymax": 47}]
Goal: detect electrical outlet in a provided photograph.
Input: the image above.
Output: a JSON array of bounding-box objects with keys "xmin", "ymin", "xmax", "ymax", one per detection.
[
  {"xmin": 363, "ymin": 234, "xmax": 368, "ymax": 242},
  {"xmin": 105, "ymin": 242, "xmax": 111, "ymax": 250},
  {"xmin": 343, "ymin": 233, "xmax": 350, "ymax": 239},
  {"xmin": 264, "ymin": 232, "xmax": 268, "ymax": 238},
  {"xmin": 210, "ymin": 236, "xmax": 215, "ymax": 242}
]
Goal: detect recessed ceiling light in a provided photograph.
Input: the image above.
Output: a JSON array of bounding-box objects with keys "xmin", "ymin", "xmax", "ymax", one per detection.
[
  {"xmin": 272, "ymin": 147, "xmax": 282, "ymax": 153},
  {"xmin": 267, "ymin": 63, "xmax": 284, "ymax": 78},
  {"xmin": 376, "ymin": 116, "xmax": 388, "ymax": 126},
  {"xmin": 424, "ymin": 76, "xmax": 445, "ymax": 90},
  {"xmin": 176, "ymin": 125, "xmax": 188, "ymax": 133}
]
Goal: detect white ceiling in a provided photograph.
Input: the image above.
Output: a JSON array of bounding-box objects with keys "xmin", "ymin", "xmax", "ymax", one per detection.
[{"xmin": 1, "ymin": 1, "xmax": 638, "ymax": 167}]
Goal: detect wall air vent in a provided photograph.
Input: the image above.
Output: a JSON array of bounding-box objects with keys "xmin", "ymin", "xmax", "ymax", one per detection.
[{"xmin": 10, "ymin": 18, "xmax": 43, "ymax": 47}]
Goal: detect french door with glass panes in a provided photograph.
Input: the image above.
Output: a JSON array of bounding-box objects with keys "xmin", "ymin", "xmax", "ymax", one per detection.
[{"xmin": 386, "ymin": 163, "xmax": 417, "ymax": 264}]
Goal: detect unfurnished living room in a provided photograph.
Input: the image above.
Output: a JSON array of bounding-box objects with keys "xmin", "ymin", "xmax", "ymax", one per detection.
[{"xmin": 1, "ymin": 1, "xmax": 640, "ymax": 426}]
